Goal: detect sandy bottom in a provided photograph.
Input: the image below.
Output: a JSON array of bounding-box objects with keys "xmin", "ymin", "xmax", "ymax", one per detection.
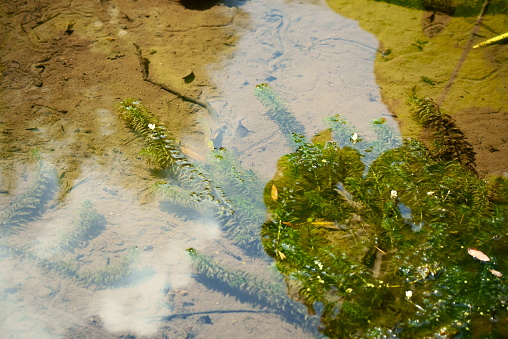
[{"xmin": 0, "ymin": 0, "xmax": 505, "ymax": 338}]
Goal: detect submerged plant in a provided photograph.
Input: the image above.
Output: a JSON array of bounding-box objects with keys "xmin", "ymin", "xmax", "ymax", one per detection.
[
  {"xmin": 79, "ymin": 246, "xmax": 140, "ymax": 289},
  {"xmin": 0, "ymin": 151, "xmax": 58, "ymax": 235},
  {"xmin": 254, "ymin": 83, "xmax": 306, "ymax": 148},
  {"xmin": 251, "ymin": 83, "xmax": 508, "ymax": 337},
  {"xmin": 58, "ymin": 200, "xmax": 106, "ymax": 252},
  {"xmin": 118, "ymin": 99, "xmax": 233, "ymax": 212},
  {"xmin": 186, "ymin": 248, "xmax": 319, "ymax": 333},
  {"xmin": 325, "ymin": 114, "xmax": 401, "ymax": 165},
  {"xmin": 0, "ymin": 193, "xmax": 138, "ymax": 289},
  {"xmin": 262, "ymin": 127, "xmax": 508, "ymax": 337},
  {"xmin": 409, "ymin": 93, "xmax": 476, "ymax": 170},
  {"xmin": 118, "ymin": 99, "xmax": 265, "ymax": 253}
]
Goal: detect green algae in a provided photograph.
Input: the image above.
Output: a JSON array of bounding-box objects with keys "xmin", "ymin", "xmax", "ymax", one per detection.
[{"xmin": 326, "ymin": 0, "xmax": 508, "ymax": 139}]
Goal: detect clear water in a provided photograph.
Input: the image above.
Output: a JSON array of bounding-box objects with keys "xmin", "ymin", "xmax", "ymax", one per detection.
[{"xmin": 4, "ymin": 0, "xmax": 505, "ymax": 338}]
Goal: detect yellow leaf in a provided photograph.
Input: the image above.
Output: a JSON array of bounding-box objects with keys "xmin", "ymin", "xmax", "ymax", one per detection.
[
  {"xmin": 277, "ymin": 250, "xmax": 286, "ymax": 260},
  {"xmin": 467, "ymin": 247, "xmax": 490, "ymax": 262},
  {"xmin": 271, "ymin": 184, "xmax": 278, "ymax": 202}
]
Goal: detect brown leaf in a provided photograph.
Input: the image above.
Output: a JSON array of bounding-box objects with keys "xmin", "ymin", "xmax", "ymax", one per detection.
[
  {"xmin": 282, "ymin": 221, "xmax": 299, "ymax": 229},
  {"xmin": 467, "ymin": 247, "xmax": 490, "ymax": 262},
  {"xmin": 271, "ymin": 184, "xmax": 278, "ymax": 202}
]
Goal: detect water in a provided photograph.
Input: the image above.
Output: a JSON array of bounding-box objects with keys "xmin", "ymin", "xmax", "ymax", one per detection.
[
  {"xmin": 206, "ymin": 0, "xmax": 399, "ymax": 178},
  {"xmin": 9, "ymin": 0, "xmax": 506, "ymax": 338}
]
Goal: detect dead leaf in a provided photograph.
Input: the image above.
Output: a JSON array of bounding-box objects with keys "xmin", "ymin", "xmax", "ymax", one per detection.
[
  {"xmin": 271, "ymin": 184, "xmax": 278, "ymax": 202},
  {"xmin": 489, "ymin": 269, "xmax": 503, "ymax": 277},
  {"xmin": 282, "ymin": 221, "xmax": 299, "ymax": 229},
  {"xmin": 467, "ymin": 247, "xmax": 490, "ymax": 262},
  {"xmin": 277, "ymin": 250, "xmax": 286, "ymax": 260},
  {"xmin": 180, "ymin": 146, "xmax": 206, "ymax": 162}
]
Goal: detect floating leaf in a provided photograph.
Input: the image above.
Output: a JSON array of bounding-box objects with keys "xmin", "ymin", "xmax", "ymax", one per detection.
[
  {"xmin": 271, "ymin": 184, "xmax": 278, "ymax": 202},
  {"xmin": 467, "ymin": 247, "xmax": 490, "ymax": 262}
]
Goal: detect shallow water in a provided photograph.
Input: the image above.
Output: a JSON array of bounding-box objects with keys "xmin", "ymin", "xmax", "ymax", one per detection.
[
  {"xmin": 206, "ymin": 0, "xmax": 399, "ymax": 178},
  {"xmin": 7, "ymin": 0, "xmax": 500, "ymax": 338}
]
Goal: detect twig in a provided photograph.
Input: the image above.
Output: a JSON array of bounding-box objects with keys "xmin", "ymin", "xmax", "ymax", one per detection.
[
  {"xmin": 438, "ymin": 0, "xmax": 491, "ymax": 104},
  {"xmin": 133, "ymin": 43, "xmax": 218, "ymax": 119}
]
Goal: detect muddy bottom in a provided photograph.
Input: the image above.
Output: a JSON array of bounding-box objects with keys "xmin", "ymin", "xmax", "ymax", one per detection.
[{"xmin": 0, "ymin": 0, "xmax": 506, "ymax": 338}]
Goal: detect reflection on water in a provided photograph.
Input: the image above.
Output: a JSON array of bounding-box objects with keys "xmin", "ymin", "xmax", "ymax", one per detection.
[
  {"xmin": 0, "ymin": 0, "xmax": 405, "ymax": 338},
  {"xmin": 206, "ymin": 0, "xmax": 400, "ymax": 178}
]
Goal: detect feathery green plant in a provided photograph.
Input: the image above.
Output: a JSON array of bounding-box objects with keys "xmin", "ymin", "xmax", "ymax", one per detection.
[
  {"xmin": 117, "ymin": 99, "xmax": 231, "ymax": 207},
  {"xmin": 118, "ymin": 98, "xmax": 199, "ymax": 170},
  {"xmin": 186, "ymin": 248, "xmax": 320, "ymax": 333},
  {"xmin": 118, "ymin": 99, "xmax": 266, "ymax": 253},
  {"xmin": 79, "ymin": 246, "xmax": 140, "ymax": 288},
  {"xmin": 0, "ymin": 151, "xmax": 58, "ymax": 235},
  {"xmin": 254, "ymin": 83, "xmax": 306, "ymax": 148},
  {"xmin": 262, "ymin": 126, "xmax": 508, "ymax": 337},
  {"xmin": 409, "ymin": 93, "xmax": 476, "ymax": 170},
  {"xmin": 325, "ymin": 114, "xmax": 402, "ymax": 165},
  {"xmin": 0, "ymin": 239, "xmax": 140, "ymax": 289},
  {"xmin": 57, "ymin": 200, "xmax": 106, "ymax": 252},
  {"xmin": 253, "ymin": 85, "xmax": 508, "ymax": 337}
]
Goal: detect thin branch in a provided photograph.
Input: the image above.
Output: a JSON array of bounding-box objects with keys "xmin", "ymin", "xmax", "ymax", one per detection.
[{"xmin": 133, "ymin": 43, "xmax": 218, "ymax": 119}]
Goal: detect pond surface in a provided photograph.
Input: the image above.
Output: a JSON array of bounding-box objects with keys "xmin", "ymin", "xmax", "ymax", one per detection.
[{"xmin": 1, "ymin": 0, "xmax": 507, "ymax": 338}]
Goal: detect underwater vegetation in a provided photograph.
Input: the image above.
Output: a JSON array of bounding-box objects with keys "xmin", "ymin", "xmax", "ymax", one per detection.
[
  {"xmin": 409, "ymin": 94, "xmax": 476, "ymax": 171},
  {"xmin": 0, "ymin": 155, "xmax": 139, "ymax": 289},
  {"xmin": 261, "ymin": 93, "xmax": 508, "ymax": 336},
  {"xmin": 254, "ymin": 83, "xmax": 306, "ymax": 148},
  {"xmin": 186, "ymin": 248, "xmax": 320, "ymax": 332},
  {"xmin": 117, "ymin": 99, "xmax": 265, "ymax": 253},
  {"xmin": 57, "ymin": 200, "xmax": 107, "ymax": 252},
  {"xmin": 0, "ymin": 150, "xmax": 58, "ymax": 235},
  {"xmin": 117, "ymin": 83, "xmax": 507, "ymax": 337}
]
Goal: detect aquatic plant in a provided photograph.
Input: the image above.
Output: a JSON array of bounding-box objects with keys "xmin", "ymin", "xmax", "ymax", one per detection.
[
  {"xmin": 117, "ymin": 98, "xmax": 232, "ymax": 211},
  {"xmin": 325, "ymin": 114, "xmax": 402, "ymax": 165},
  {"xmin": 0, "ymin": 151, "xmax": 58, "ymax": 235},
  {"xmin": 262, "ymin": 124, "xmax": 508, "ymax": 337},
  {"xmin": 117, "ymin": 98, "xmax": 192, "ymax": 170},
  {"xmin": 254, "ymin": 83, "xmax": 306, "ymax": 148},
  {"xmin": 409, "ymin": 93, "xmax": 476, "ymax": 170},
  {"xmin": 57, "ymin": 200, "xmax": 106, "ymax": 252},
  {"xmin": 79, "ymin": 246, "xmax": 140, "ymax": 289},
  {"xmin": 118, "ymin": 99, "xmax": 264, "ymax": 253},
  {"xmin": 186, "ymin": 248, "xmax": 319, "ymax": 333},
  {"xmin": 205, "ymin": 148, "xmax": 265, "ymax": 249},
  {"xmin": 0, "ymin": 156, "xmax": 138, "ymax": 290},
  {"xmin": 0, "ymin": 237, "xmax": 140, "ymax": 289},
  {"xmin": 118, "ymin": 99, "xmax": 227, "ymax": 212}
]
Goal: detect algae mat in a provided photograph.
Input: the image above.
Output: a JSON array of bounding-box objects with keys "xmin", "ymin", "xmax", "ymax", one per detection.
[{"xmin": 327, "ymin": 0, "xmax": 508, "ymax": 177}]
